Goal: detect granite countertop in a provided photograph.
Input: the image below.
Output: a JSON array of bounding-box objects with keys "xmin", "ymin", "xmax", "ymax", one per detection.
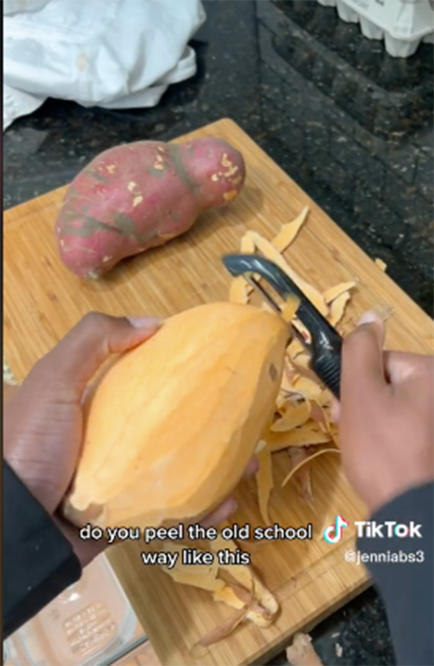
[{"xmin": 4, "ymin": 1, "xmax": 433, "ymax": 664}]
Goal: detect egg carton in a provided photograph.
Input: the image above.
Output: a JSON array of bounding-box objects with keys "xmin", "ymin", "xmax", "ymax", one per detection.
[{"xmin": 317, "ymin": 0, "xmax": 434, "ymax": 57}]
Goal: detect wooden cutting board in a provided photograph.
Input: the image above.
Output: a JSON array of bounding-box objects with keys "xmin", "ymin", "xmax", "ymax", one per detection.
[{"xmin": 4, "ymin": 119, "xmax": 433, "ymax": 666}]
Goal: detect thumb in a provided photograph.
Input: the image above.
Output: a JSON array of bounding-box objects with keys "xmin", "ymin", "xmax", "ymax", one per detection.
[
  {"xmin": 342, "ymin": 311, "xmax": 386, "ymax": 401},
  {"xmin": 31, "ymin": 312, "xmax": 162, "ymax": 395}
]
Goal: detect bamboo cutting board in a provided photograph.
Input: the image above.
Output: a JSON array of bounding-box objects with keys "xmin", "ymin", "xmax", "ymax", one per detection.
[{"xmin": 4, "ymin": 119, "xmax": 433, "ymax": 666}]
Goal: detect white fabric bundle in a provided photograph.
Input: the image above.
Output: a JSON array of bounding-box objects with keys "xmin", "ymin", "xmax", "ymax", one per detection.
[{"xmin": 3, "ymin": 0, "xmax": 206, "ymax": 130}]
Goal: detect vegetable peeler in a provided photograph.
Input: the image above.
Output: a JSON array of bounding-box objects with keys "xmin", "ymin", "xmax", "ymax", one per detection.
[{"xmin": 222, "ymin": 253, "xmax": 342, "ymax": 398}]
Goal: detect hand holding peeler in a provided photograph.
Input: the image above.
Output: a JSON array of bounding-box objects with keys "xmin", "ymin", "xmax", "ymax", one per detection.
[{"xmin": 222, "ymin": 254, "xmax": 342, "ymax": 398}]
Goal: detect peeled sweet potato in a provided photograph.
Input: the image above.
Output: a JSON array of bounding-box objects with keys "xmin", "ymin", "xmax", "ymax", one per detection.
[
  {"xmin": 55, "ymin": 137, "xmax": 245, "ymax": 278},
  {"xmin": 63, "ymin": 302, "xmax": 287, "ymax": 528}
]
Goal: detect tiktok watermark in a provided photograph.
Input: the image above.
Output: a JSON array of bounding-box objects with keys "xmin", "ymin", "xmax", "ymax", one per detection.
[
  {"xmin": 322, "ymin": 516, "xmax": 423, "ymax": 544},
  {"xmin": 323, "ymin": 515, "xmax": 349, "ymax": 544},
  {"xmin": 345, "ymin": 549, "xmax": 425, "ymax": 566},
  {"xmin": 354, "ymin": 520, "xmax": 422, "ymax": 538}
]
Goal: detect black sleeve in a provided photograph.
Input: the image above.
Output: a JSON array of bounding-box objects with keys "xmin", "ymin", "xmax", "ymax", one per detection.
[
  {"xmin": 3, "ymin": 461, "xmax": 82, "ymax": 638},
  {"xmin": 357, "ymin": 482, "xmax": 434, "ymax": 666}
]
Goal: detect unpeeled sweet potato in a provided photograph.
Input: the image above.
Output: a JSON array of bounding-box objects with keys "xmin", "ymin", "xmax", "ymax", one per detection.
[{"xmin": 55, "ymin": 137, "xmax": 246, "ymax": 278}]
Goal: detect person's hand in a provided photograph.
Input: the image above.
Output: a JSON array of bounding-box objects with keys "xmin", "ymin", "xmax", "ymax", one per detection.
[
  {"xmin": 4, "ymin": 313, "xmax": 252, "ymax": 566},
  {"xmin": 335, "ymin": 311, "xmax": 434, "ymax": 513},
  {"xmin": 4, "ymin": 313, "xmax": 163, "ymax": 564}
]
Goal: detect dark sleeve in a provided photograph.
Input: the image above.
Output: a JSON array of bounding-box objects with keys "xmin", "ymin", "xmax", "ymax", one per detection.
[
  {"xmin": 3, "ymin": 461, "xmax": 82, "ymax": 638},
  {"xmin": 357, "ymin": 482, "xmax": 433, "ymax": 666}
]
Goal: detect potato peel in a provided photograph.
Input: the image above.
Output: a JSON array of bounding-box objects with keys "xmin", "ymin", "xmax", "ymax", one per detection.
[
  {"xmin": 281, "ymin": 294, "xmax": 301, "ymax": 323},
  {"xmin": 271, "ymin": 400, "xmax": 311, "ymax": 432},
  {"xmin": 287, "ymin": 338, "xmax": 305, "ymax": 359},
  {"xmin": 323, "ymin": 281, "xmax": 356, "ymax": 304},
  {"xmin": 244, "ymin": 231, "xmax": 328, "ymax": 317},
  {"xmin": 329, "ymin": 291, "xmax": 350, "ymax": 326},
  {"xmin": 193, "ymin": 604, "xmax": 248, "ymax": 651},
  {"xmin": 374, "ymin": 257, "xmax": 387, "ymax": 272},
  {"xmin": 293, "ymin": 352, "xmax": 311, "ymax": 369},
  {"xmin": 162, "ymin": 542, "xmax": 223, "ymax": 592},
  {"xmin": 290, "ymin": 358, "xmax": 323, "ymax": 387},
  {"xmin": 229, "ymin": 276, "xmax": 250, "ymax": 304},
  {"xmin": 291, "ymin": 375, "xmax": 323, "ymax": 401},
  {"xmin": 272, "ymin": 206, "xmax": 309, "ymax": 252},
  {"xmin": 213, "ymin": 584, "xmax": 273, "ymax": 628},
  {"xmin": 210, "ymin": 543, "xmax": 279, "ymax": 618},
  {"xmin": 266, "ymin": 426, "xmax": 331, "ymax": 453},
  {"xmin": 240, "ymin": 232, "xmax": 256, "ymax": 254},
  {"xmin": 164, "ymin": 536, "xmax": 278, "ymax": 629},
  {"xmin": 282, "ymin": 448, "xmax": 340, "ymax": 487},
  {"xmin": 309, "ymin": 400, "xmax": 330, "ymax": 434},
  {"xmin": 288, "ymin": 447, "xmax": 314, "ymax": 505},
  {"xmin": 171, "ymin": 570, "xmax": 225, "ymax": 592}
]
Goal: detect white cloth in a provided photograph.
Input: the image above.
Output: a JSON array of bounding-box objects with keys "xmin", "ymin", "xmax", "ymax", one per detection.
[{"xmin": 3, "ymin": 0, "xmax": 206, "ymax": 130}]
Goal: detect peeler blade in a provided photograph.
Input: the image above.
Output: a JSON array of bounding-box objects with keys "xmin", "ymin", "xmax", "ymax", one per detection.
[{"xmin": 222, "ymin": 253, "xmax": 342, "ymax": 397}]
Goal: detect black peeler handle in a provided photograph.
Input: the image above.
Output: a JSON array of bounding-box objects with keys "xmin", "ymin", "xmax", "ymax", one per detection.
[{"xmin": 222, "ymin": 253, "xmax": 342, "ymax": 398}]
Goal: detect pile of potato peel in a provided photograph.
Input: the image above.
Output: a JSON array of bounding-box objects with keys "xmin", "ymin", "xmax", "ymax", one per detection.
[{"xmin": 159, "ymin": 206, "xmax": 373, "ymax": 647}]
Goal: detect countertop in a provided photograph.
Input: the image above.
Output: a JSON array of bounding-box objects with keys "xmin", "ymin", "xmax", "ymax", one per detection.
[{"xmin": 4, "ymin": 1, "xmax": 433, "ymax": 664}]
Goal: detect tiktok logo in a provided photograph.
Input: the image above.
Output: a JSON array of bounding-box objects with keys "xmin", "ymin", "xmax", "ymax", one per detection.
[{"xmin": 323, "ymin": 515, "xmax": 349, "ymax": 544}]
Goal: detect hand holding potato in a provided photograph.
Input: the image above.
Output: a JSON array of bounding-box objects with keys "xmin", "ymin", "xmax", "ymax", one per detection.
[{"xmin": 3, "ymin": 313, "xmax": 249, "ymax": 565}]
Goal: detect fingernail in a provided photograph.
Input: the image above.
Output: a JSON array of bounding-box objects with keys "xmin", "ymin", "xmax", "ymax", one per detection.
[
  {"xmin": 357, "ymin": 311, "xmax": 381, "ymax": 327},
  {"xmin": 127, "ymin": 316, "xmax": 163, "ymax": 329}
]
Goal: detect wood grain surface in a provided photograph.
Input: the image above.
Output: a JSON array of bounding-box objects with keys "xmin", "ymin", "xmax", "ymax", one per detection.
[{"xmin": 4, "ymin": 118, "xmax": 433, "ymax": 666}]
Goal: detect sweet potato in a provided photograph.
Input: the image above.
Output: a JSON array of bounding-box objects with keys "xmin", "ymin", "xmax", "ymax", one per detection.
[{"xmin": 55, "ymin": 137, "xmax": 245, "ymax": 278}]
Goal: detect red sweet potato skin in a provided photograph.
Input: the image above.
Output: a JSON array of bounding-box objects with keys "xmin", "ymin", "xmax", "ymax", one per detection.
[{"xmin": 55, "ymin": 137, "xmax": 245, "ymax": 278}]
